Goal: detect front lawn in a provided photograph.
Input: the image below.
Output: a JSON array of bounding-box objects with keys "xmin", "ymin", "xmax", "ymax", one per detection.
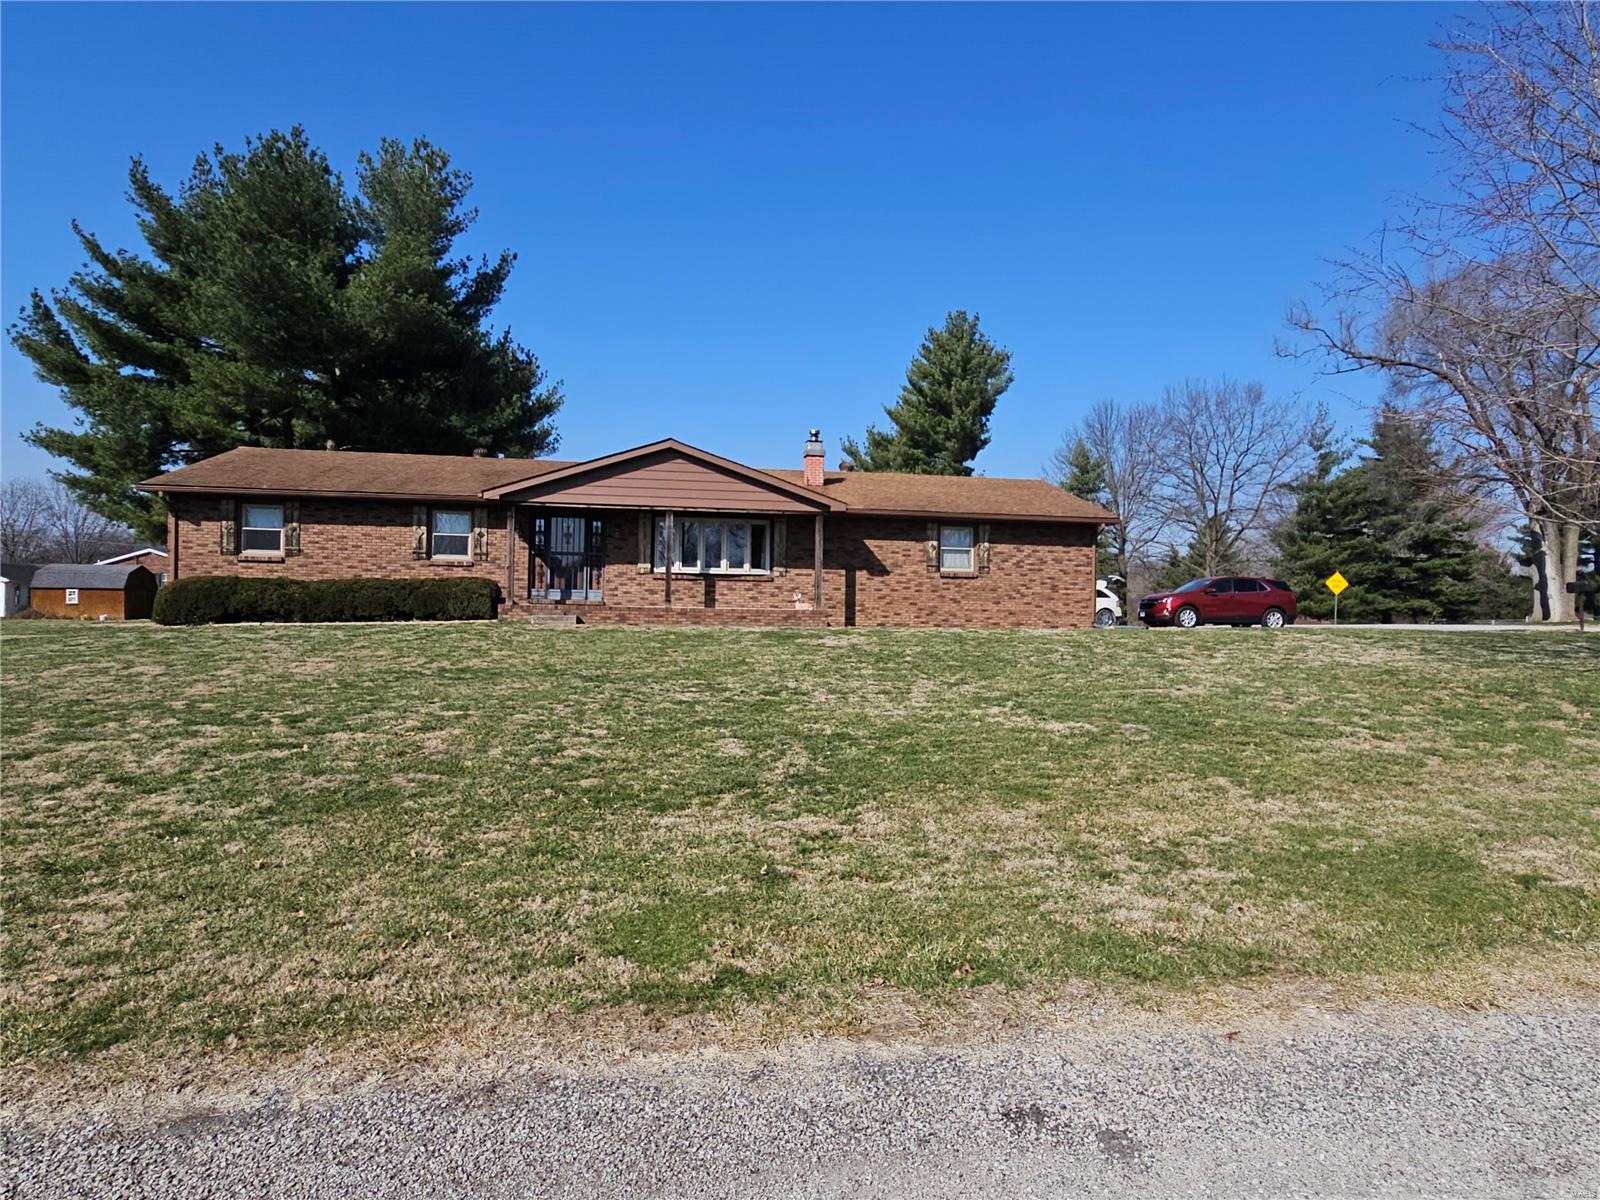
[{"xmin": 2, "ymin": 621, "xmax": 1596, "ymax": 1063}]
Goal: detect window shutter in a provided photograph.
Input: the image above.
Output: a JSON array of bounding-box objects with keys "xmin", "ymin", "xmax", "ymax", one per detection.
[
  {"xmin": 977, "ymin": 524, "xmax": 991, "ymax": 572},
  {"xmin": 219, "ymin": 499, "xmax": 237, "ymax": 555},
  {"xmin": 472, "ymin": 506, "xmax": 490, "ymax": 561},
  {"xmin": 284, "ymin": 501, "xmax": 302, "ymax": 555},
  {"xmin": 772, "ymin": 519, "xmax": 787, "ymax": 576},
  {"xmin": 411, "ymin": 506, "xmax": 428, "ymax": 559},
  {"xmin": 637, "ymin": 515, "xmax": 652, "ymax": 573},
  {"xmin": 925, "ymin": 523, "xmax": 939, "ymax": 568}
]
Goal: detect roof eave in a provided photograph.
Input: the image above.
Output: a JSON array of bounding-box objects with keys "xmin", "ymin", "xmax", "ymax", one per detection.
[
  {"xmin": 847, "ymin": 507, "xmax": 1119, "ymax": 525},
  {"xmin": 139, "ymin": 483, "xmax": 496, "ymax": 504}
]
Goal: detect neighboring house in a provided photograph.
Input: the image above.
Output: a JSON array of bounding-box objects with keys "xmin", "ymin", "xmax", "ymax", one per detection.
[
  {"xmin": 30, "ymin": 564, "xmax": 159, "ymax": 620},
  {"xmin": 96, "ymin": 546, "xmax": 169, "ymax": 584},
  {"xmin": 1, "ymin": 563, "xmax": 38, "ymax": 616},
  {"xmin": 139, "ymin": 431, "xmax": 1119, "ymax": 627}
]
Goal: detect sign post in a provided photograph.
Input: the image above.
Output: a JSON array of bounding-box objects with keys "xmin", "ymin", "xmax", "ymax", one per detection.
[{"xmin": 1324, "ymin": 572, "xmax": 1348, "ymax": 625}]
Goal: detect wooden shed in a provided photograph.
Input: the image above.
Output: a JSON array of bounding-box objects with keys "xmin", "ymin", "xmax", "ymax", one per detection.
[{"xmin": 30, "ymin": 563, "xmax": 159, "ymax": 620}]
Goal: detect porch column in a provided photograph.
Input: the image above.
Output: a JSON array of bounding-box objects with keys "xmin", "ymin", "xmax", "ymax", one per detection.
[
  {"xmin": 813, "ymin": 512, "xmax": 824, "ymax": 611},
  {"xmin": 663, "ymin": 510, "xmax": 674, "ymax": 608},
  {"xmin": 504, "ymin": 507, "xmax": 515, "ymax": 603}
]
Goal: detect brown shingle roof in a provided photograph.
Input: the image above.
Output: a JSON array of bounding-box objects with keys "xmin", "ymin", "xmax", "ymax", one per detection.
[
  {"xmin": 142, "ymin": 445, "xmax": 1117, "ymax": 523},
  {"xmin": 763, "ymin": 468, "xmax": 1117, "ymax": 523},
  {"xmin": 141, "ymin": 447, "xmax": 573, "ymax": 501}
]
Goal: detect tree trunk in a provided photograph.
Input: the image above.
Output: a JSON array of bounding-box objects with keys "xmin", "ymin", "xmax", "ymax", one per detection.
[{"xmin": 1535, "ymin": 518, "xmax": 1580, "ymax": 623}]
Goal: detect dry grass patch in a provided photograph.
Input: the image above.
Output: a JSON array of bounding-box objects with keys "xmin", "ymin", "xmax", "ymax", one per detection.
[{"xmin": 1, "ymin": 620, "xmax": 1596, "ymax": 1068}]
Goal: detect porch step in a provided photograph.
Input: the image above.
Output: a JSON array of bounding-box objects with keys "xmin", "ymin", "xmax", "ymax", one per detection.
[{"xmin": 523, "ymin": 611, "xmax": 580, "ymax": 626}]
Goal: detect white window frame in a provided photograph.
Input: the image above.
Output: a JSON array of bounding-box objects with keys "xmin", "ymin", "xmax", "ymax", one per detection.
[
  {"xmin": 939, "ymin": 524, "xmax": 976, "ymax": 573},
  {"xmin": 65, "ymin": 588, "xmax": 80, "ymax": 605},
  {"xmin": 430, "ymin": 508, "xmax": 474, "ymax": 560},
  {"xmin": 240, "ymin": 503, "xmax": 285, "ymax": 555},
  {"xmin": 654, "ymin": 517, "xmax": 771, "ymax": 574}
]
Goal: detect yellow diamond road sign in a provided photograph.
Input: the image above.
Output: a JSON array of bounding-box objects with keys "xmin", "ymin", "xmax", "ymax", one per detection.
[{"xmin": 1325, "ymin": 572, "xmax": 1349, "ymax": 596}]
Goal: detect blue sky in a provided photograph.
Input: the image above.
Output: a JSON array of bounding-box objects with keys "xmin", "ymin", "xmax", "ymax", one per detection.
[{"xmin": 2, "ymin": 2, "xmax": 1469, "ymax": 482}]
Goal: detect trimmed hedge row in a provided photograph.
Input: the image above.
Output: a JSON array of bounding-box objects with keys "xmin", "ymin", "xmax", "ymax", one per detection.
[{"xmin": 153, "ymin": 576, "xmax": 501, "ymax": 625}]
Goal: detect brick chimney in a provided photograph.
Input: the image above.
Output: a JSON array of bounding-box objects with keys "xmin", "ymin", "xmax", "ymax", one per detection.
[{"xmin": 803, "ymin": 428, "xmax": 825, "ymax": 488}]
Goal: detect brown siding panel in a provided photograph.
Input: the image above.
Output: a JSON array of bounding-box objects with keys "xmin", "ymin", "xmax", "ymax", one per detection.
[{"xmin": 510, "ymin": 451, "xmax": 824, "ymax": 513}]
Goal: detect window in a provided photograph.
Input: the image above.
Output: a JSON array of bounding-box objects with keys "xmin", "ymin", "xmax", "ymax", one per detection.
[
  {"xmin": 1231, "ymin": 578, "xmax": 1264, "ymax": 593},
  {"xmin": 65, "ymin": 588, "xmax": 80, "ymax": 605},
  {"xmin": 655, "ymin": 517, "xmax": 771, "ymax": 573},
  {"xmin": 431, "ymin": 509, "xmax": 472, "ymax": 558},
  {"xmin": 939, "ymin": 525, "xmax": 975, "ymax": 572},
  {"xmin": 241, "ymin": 504, "xmax": 284, "ymax": 553}
]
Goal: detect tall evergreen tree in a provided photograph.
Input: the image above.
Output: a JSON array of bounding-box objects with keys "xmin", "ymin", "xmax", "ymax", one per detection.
[
  {"xmin": 1048, "ymin": 437, "xmax": 1115, "ymax": 577},
  {"xmin": 11, "ymin": 128, "xmax": 563, "ymax": 541},
  {"xmin": 842, "ymin": 311, "xmax": 1013, "ymax": 474},
  {"xmin": 1272, "ymin": 409, "xmax": 1521, "ymax": 621},
  {"xmin": 1151, "ymin": 517, "xmax": 1244, "ymax": 591}
]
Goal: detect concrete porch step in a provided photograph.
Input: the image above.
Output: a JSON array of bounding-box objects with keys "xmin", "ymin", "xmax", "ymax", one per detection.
[{"xmin": 522, "ymin": 611, "xmax": 580, "ymax": 626}]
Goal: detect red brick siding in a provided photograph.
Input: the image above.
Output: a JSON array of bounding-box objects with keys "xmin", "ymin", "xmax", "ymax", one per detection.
[
  {"xmin": 168, "ymin": 496, "xmax": 511, "ymax": 587},
  {"xmin": 544, "ymin": 512, "xmax": 1095, "ymax": 628},
  {"xmin": 169, "ymin": 498, "xmax": 1097, "ymax": 627}
]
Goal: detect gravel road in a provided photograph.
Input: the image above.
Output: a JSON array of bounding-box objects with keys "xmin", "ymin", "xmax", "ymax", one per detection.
[{"xmin": 6, "ymin": 1002, "xmax": 1598, "ymax": 1198}]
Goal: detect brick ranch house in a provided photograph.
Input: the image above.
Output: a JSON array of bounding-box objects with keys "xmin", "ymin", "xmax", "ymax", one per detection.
[{"xmin": 140, "ymin": 432, "xmax": 1117, "ymax": 627}]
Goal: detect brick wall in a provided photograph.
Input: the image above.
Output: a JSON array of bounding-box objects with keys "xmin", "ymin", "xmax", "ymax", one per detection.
[
  {"xmin": 168, "ymin": 496, "xmax": 513, "ymax": 589},
  {"xmin": 555, "ymin": 512, "xmax": 1095, "ymax": 628},
  {"xmin": 169, "ymin": 497, "xmax": 1097, "ymax": 627}
]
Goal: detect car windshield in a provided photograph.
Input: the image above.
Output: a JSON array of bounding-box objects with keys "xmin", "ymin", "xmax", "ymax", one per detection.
[{"xmin": 1173, "ymin": 578, "xmax": 1213, "ymax": 593}]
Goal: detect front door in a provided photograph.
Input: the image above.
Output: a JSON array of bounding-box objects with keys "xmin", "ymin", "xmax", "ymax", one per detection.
[{"xmin": 536, "ymin": 514, "xmax": 604, "ymax": 601}]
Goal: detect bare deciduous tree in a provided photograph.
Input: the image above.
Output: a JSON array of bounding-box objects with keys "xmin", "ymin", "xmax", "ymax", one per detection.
[
  {"xmin": 1156, "ymin": 379, "xmax": 1325, "ymax": 577},
  {"xmin": 1289, "ymin": 1, "xmax": 1600, "ymax": 621},
  {"xmin": 0, "ymin": 477, "xmax": 134, "ymax": 565},
  {"xmin": 1, "ymin": 479, "xmax": 51, "ymax": 564},
  {"xmin": 1053, "ymin": 399, "xmax": 1170, "ymax": 599}
]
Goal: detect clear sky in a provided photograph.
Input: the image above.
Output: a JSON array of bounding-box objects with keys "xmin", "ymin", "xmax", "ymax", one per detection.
[{"xmin": 1, "ymin": 1, "xmax": 1471, "ymax": 482}]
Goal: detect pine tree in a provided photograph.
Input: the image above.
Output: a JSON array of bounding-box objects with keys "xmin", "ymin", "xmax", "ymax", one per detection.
[
  {"xmin": 11, "ymin": 129, "xmax": 563, "ymax": 541},
  {"xmin": 1272, "ymin": 409, "xmax": 1513, "ymax": 621},
  {"xmin": 1151, "ymin": 517, "xmax": 1243, "ymax": 591},
  {"xmin": 842, "ymin": 311, "xmax": 1013, "ymax": 474},
  {"xmin": 1049, "ymin": 437, "xmax": 1115, "ymax": 576}
]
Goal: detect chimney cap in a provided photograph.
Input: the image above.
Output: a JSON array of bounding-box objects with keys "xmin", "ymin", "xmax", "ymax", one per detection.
[{"xmin": 804, "ymin": 429, "xmax": 825, "ymax": 455}]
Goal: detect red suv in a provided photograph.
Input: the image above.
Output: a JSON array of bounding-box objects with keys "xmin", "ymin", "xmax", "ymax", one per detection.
[{"xmin": 1138, "ymin": 577, "xmax": 1298, "ymax": 629}]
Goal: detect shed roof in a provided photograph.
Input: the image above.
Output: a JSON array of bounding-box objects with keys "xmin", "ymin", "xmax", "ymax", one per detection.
[
  {"xmin": 32, "ymin": 563, "xmax": 154, "ymax": 590},
  {"xmin": 96, "ymin": 547, "xmax": 169, "ymax": 564}
]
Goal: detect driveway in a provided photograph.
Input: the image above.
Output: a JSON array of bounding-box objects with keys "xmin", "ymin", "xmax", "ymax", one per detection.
[{"xmin": 6, "ymin": 1001, "xmax": 1598, "ymax": 1198}]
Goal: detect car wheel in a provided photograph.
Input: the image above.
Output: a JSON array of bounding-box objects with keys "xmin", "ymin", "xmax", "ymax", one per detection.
[
  {"xmin": 1093, "ymin": 607, "xmax": 1116, "ymax": 628},
  {"xmin": 1262, "ymin": 608, "xmax": 1286, "ymax": 629},
  {"xmin": 1175, "ymin": 605, "xmax": 1200, "ymax": 628}
]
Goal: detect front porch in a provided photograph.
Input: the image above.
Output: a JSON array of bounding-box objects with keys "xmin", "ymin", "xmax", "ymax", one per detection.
[
  {"xmin": 503, "ymin": 507, "xmax": 829, "ymax": 622},
  {"xmin": 483, "ymin": 439, "xmax": 841, "ymax": 624}
]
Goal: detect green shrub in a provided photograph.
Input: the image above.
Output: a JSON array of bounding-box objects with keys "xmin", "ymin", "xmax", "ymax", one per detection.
[{"xmin": 153, "ymin": 576, "xmax": 499, "ymax": 625}]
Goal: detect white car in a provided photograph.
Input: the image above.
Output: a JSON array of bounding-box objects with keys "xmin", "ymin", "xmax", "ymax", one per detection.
[{"xmin": 1094, "ymin": 578, "xmax": 1123, "ymax": 627}]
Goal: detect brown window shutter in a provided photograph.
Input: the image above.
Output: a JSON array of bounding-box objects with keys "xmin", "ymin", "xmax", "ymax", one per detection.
[
  {"xmin": 925, "ymin": 523, "xmax": 939, "ymax": 568},
  {"xmin": 219, "ymin": 499, "xmax": 237, "ymax": 555},
  {"xmin": 473, "ymin": 506, "xmax": 490, "ymax": 561},
  {"xmin": 773, "ymin": 518, "xmax": 787, "ymax": 576},
  {"xmin": 637, "ymin": 514, "xmax": 652, "ymax": 573},
  {"xmin": 977, "ymin": 523, "xmax": 991, "ymax": 572},
  {"xmin": 412, "ymin": 506, "xmax": 428, "ymax": 559},
  {"xmin": 284, "ymin": 501, "xmax": 302, "ymax": 555}
]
